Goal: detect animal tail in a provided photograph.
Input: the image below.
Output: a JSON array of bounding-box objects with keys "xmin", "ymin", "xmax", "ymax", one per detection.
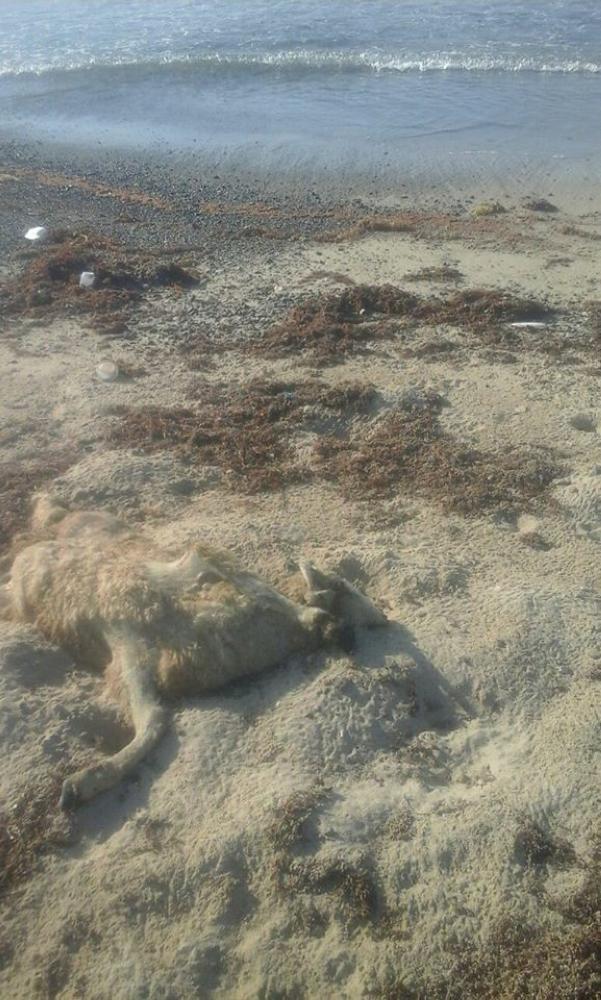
[{"xmin": 60, "ymin": 630, "xmax": 167, "ymax": 808}]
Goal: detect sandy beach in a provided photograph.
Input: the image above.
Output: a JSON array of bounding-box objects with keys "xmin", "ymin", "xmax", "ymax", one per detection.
[{"xmin": 1, "ymin": 139, "xmax": 601, "ymax": 998}]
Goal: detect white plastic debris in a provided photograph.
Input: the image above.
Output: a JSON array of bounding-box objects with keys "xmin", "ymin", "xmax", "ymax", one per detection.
[
  {"xmin": 96, "ymin": 361, "xmax": 119, "ymax": 382},
  {"xmin": 79, "ymin": 271, "xmax": 96, "ymax": 289},
  {"xmin": 509, "ymin": 321, "xmax": 546, "ymax": 329},
  {"xmin": 24, "ymin": 226, "xmax": 49, "ymax": 243}
]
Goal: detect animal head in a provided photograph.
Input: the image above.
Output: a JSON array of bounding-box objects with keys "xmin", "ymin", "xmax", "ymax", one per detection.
[{"xmin": 299, "ymin": 561, "xmax": 387, "ymax": 629}]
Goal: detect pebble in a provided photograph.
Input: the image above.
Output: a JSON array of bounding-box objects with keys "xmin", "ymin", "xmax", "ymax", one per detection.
[
  {"xmin": 517, "ymin": 514, "xmax": 540, "ymax": 536},
  {"xmin": 569, "ymin": 413, "xmax": 596, "ymax": 433}
]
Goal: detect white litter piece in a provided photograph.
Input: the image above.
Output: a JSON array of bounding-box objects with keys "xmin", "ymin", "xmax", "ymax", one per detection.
[
  {"xmin": 509, "ymin": 321, "xmax": 547, "ymax": 329},
  {"xmin": 24, "ymin": 226, "xmax": 49, "ymax": 243},
  {"xmin": 96, "ymin": 361, "xmax": 119, "ymax": 383},
  {"xmin": 79, "ymin": 271, "xmax": 96, "ymax": 289}
]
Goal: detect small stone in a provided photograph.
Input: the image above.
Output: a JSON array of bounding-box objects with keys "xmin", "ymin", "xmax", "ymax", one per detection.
[
  {"xmin": 523, "ymin": 198, "xmax": 558, "ymax": 213},
  {"xmin": 472, "ymin": 201, "xmax": 507, "ymax": 217},
  {"xmin": 517, "ymin": 514, "xmax": 540, "ymax": 535},
  {"xmin": 519, "ymin": 532, "xmax": 553, "ymax": 551},
  {"xmin": 569, "ymin": 413, "xmax": 596, "ymax": 433}
]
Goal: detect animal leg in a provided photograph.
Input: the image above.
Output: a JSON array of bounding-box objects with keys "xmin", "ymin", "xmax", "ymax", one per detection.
[{"xmin": 60, "ymin": 630, "xmax": 167, "ymax": 809}]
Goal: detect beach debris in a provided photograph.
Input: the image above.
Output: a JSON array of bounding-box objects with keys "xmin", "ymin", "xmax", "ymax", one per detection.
[
  {"xmin": 108, "ymin": 376, "xmax": 560, "ymax": 513},
  {"xmin": 405, "ymin": 264, "xmax": 463, "ymax": 283},
  {"xmin": 315, "ymin": 404, "xmax": 560, "ymax": 514},
  {"xmin": 24, "ymin": 226, "xmax": 49, "ymax": 243},
  {"xmin": 96, "ymin": 361, "xmax": 120, "ymax": 383},
  {"xmin": 509, "ymin": 321, "xmax": 547, "ymax": 329},
  {"xmin": 523, "ymin": 198, "xmax": 558, "ymax": 213},
  {"xmin": 108, "ymin": 379, "xmax": 375, "ymax": 493},
  {"xmin": 258, "ymin": 284, "xmax": 554, "ymax": 361},
  {"xmin": 79, "ymin": 271, "xmax": 96, "ymax": 289},
  {"xmin": 0, "ymin": 232, "xmax": 201, "ymax": 335},
  {"xmin": 258, "ymin": 285, "xmax": 419, "ymax": 360},
  {"xmin": 569, "ymin": 413, "xmax": 596, "ymax": 433},
  {"xmin": 472, "ymin": 201, "xmax": 507, "ymax": 217}
]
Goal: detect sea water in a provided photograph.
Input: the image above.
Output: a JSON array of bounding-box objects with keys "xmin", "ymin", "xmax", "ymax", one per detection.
[{"xmin": 1, "ymin": 0, "xmax": 600, "ymax": 190}]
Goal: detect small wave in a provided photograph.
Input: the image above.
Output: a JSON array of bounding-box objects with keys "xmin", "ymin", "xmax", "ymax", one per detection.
[{"xmin": 1, "ymin": 49, "xmax": 600, "ymax": 80}]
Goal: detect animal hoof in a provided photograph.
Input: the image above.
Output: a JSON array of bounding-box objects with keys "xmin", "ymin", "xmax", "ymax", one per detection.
[{"xmin": 59, "ymin": 778, "xmax": 79, "ymax": 810}]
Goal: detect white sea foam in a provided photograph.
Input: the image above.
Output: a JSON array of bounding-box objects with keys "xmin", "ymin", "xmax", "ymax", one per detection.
[
  {"xmin": 1, "ymin": 0, "xmax": 599, "ymax": 79},
  {"xmin": 1, "ymin": 49, "xmax": 600, "ymax": 79}
]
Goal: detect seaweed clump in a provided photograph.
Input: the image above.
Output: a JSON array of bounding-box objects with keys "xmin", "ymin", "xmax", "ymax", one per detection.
[
  {"xmin": 267, "ymin": 787, "xmax": 378, "ymax": 927},
  {"xmin": 315, "ymin": 398, "xmax": 559, "ymax": 515},
  {"xmin": 0, "ymin": 772, "xmax": 76, "ymax": 896},
  {"xmin": 418, "ymin": 921, "xmax": 601, "ymax": 1000},
  {"xmin": 523, "ymin": 198, "xmax": 558, "ymax": 213},
  {"xmin": 258, "ymin": 285, "xmax": 420, "ymax": 360},
  {"xmin": 274, "ymin": 855, "xmax": 378, "ymax": 925},
  {"xmin": 0, "ymin": 231, "xmax": 199, "ymax": 334},
  {"xmin": 405, "ymin": 265, "xmax": 464, "ymax": 283},
  {"xmin": 258, "ymin": 285, "xmax": 554, "ymax": 361},
  {"xmin": 0, "ymin": 454, "xmax": 73, "ymax": 555},
  {"xmin": 108, "ymin": 377, "xmax": 559, "ymax": 515},
  {"xmin": 381, "ymin": 832, "xmax": 601, "ymax": 999},
  {"xmin": 420, "ymin": 288, "xmax": 551, "ymax": 330},
  {"xmin": 108, "ymin": 379, "xmax": 376, "ymax": 493}
]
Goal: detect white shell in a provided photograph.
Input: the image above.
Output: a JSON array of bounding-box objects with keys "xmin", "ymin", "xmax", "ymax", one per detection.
[
  {"xmin": 79, "ymin": 271, "xmax": 96, "ymax": 289},
  {"xmin": 96, "ymin": 361, "xmax": 119, "ymax": 382},
  {"xmin": 24, "ymin": 226, "xmax": 49, "ymax": 242}
]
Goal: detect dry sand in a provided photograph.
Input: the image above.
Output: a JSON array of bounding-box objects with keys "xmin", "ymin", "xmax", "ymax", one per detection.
[{"xmin": 0, "ymin": 172, "xmax": 601, "ymax": 998}]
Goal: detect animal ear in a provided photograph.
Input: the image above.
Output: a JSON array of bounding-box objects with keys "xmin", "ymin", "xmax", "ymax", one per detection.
[{"xmin": 298, "ymin": 561, "xmax": 332, "ymax": 592}]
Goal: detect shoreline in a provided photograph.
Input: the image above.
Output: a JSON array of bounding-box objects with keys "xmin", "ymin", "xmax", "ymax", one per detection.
[{"xmin": 2, "ymin": 134, "xmax": 601, "ymax": 257}]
